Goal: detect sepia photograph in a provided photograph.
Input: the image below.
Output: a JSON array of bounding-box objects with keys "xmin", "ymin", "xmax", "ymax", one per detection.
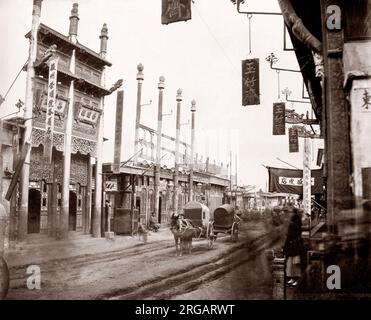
[{"xmin": 0, "ymin": 0, "xmax": 371, "ymax": 308}]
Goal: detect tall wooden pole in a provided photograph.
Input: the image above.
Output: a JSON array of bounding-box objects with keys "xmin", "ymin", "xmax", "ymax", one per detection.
[
  {"xmin": 113, "ymin": 90, "xmax": 124, "ymax": 173},
  {"xmin": 154, "ymin": 76, "xmax": 165, "ymax": 222},
  {"xmin": 59, "ymin": 3, "xmax": 79, "ymax": 239},
  {"xmin": 320, "ymin": 0, "xmax": 352, "ymax": 232},
  {"xmin": 189, "ymin": 100, "xmax": 196, "ymax": 202},
  {"xmin": 173, "ymin": 89, "xmax": 182, "ymax": 216},
  {"xmin": 19, "ymin": 0, "xmax": 43, "ymax": 241},
  {"xmin": 60, "ymin": 55, "xmax": 75, "ymax": 239},
  {"xmin": 9, "ymin": 126, "xmax": 19, "ymax": 247},
  {"xmin": 92, "ymin": 24, "xmax": 109, "ymax": 238},
  {"xmin": 0, "ymin": 120, "xmax": 7, "ymax": 255},
  {"xmin": 133, "ymin": 64, "xmax": 144, "ymax": 166}
]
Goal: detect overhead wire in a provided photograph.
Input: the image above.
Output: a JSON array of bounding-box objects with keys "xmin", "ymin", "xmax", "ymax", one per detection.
[{"xmin": 0, "ymin": 60, "xmax": 28, "ymax": 107}]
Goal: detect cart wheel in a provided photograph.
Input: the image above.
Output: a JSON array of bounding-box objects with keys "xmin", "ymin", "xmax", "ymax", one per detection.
[
  {"xmin": 231, "ymin": 223, "xmax": 238, "ymax": 242},
  {"xmin": 207, "ymin": 224, "xmax": 215, "ymax": 249}
]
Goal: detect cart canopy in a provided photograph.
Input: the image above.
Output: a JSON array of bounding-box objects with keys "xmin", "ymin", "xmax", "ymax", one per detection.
[
  {"xmin": 183, "ymin": 201, "xmax": 212, "ymax": 228},
  {"xmin": 214, "ymin": 204, "xmax": 235, "ymax": 228}
]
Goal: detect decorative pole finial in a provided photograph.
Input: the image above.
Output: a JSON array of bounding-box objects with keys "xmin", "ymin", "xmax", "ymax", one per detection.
[
  {"xmin": 99, "ymin": 23, "xmax": 109, "ymax": 58},
  {"xmin": 158, "ymin": 76, "xmax": 165, "ymax": 89},
  {"xmin": 69, "ymin": 3, "xmax": 79, "ymax": 41},
  {"xmin": 176, "ymin": 89, "xmax": 182, "ymax": 102},
  {"xmin": 137, "ymin": 63, "xmax": 144, "ymax": 81},
  {"xmin": 191, "ymin": 99, "xmax": 196, "ymax": 112}
]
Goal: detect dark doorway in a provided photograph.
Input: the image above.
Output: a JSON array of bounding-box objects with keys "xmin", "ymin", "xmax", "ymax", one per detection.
[
  {"xmin": 28, "ymin": 188, "xmax": 41, "ymax": 234},
  {"xmin": 136, "ymin": 197, "xmax": 141, "ymax": 222},
  {"xmin": 158, "ymin": 196, "xmax": 162, "ymax": 224},
  {"xmin": 69, "ymin": 191, "xmax": 77, "ymax": 231}
]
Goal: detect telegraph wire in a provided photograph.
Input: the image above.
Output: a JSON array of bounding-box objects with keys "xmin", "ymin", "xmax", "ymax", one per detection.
[{"xmin": 0, "ymin": 60, "xmax": 28, "ymax": 108}]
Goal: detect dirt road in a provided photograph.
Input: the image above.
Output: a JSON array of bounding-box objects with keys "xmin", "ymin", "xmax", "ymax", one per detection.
[{"xmin": 7, "ymin": 220, "xmax": 285, "ymax": 300}]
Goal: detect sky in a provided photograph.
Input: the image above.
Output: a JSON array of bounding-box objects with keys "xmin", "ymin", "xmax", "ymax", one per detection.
[{"xmin": 0, "ymin": 0, "xmax": 323, "ymax": 190}]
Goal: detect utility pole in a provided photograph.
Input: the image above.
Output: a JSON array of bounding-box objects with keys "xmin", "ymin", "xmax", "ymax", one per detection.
[
  {"xmin": 154, "ymin": 76, "xmax": 165, "ymax": 223},
  {"xmin": 189, "ymin": 99, "xmax": 196, "ymax": 202},
  {"xmin": 173, "ymin": 89, "xmax": 182, "ymax": 216},
  {"xmin": 133, "ymin": 63, "xmax": 144, "ymax": 166}
]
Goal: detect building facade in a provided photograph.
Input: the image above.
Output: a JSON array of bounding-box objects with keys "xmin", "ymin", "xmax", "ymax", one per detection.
[
  {"xmin": 4, "ymin": 2, "xmax": 113, "ymax": 243},
  {"xmin": 103, "ymin": 161, "xmax": 229, "ymax": 233}
]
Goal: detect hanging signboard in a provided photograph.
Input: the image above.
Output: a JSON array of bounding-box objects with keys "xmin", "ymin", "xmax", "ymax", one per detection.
[
  {"xmin": 161, "ymin": 0, "xmax": 192, "ymax": 25},
  {"xmin": 44, "ymin": 57, "xmax": 58, "ymax": 163},
  {"xmin": 288, "ymin": 127, "xmax": 299, "ymax": 153},
  {"xmin": 267, "ymin": 166, "xmax": 323, "ymax": 195},
  {"xmin": 303, "ymin": 137, "xmax": 311, "ymax": 215},
  {"xmin": 242, "ymin": 58, "xmax": 260, "ymax": 106},
  {"xmin": 40, "ymin": 94, "xmax": 68, "ymax": 117},
  {"xmin": 105, "ymin": 179, "xmax": 118, "ymax": 192},
  {"xmin": 273, "ymin": 102, "xmax": 286, "ymax": 135}
]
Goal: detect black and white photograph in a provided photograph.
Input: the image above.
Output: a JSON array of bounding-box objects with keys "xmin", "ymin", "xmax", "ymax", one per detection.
[{"xmin": 0, "ymin": 0, "xmax": 371, "ymax": 306}]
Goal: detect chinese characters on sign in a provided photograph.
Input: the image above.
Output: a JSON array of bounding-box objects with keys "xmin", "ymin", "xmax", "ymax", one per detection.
[
  {"xmin": 273, "ymin": 102, "xmax": 285, "ymax": 135},
  {"xmin": 78, "ymin": 106, "xmax": 100, "ymax": 126},
  {"xmin": 44, "ymin": 57, "xmax": 58, "ymax": 162},
  {"xmin": 362, "ymin": 89, "xmax": 371, "ymax": 112},
  {"xmin": 288, "ymin": 127, "xmax": 299, "ymax": 153},
  {"xmin": 278, "ymin": 176, "xmax": 314, "ymax": 186},
  {"xmin": 105, "ymin": 180, "xmax": 118, "ymax": 192},
  {"xmin": 40, "ymin": 95, "xmax": 68, "ymax": 116},
  {"xmin": 161, "ymin": 0, "xmax": 191, "ymax": 25},
  {"xmin": 242, "ymin": 59, "xmax": 260, "ymax": 106},
  {"xmin": 303, "ymin": 137, "xmax": 312, "ymax": 216}
]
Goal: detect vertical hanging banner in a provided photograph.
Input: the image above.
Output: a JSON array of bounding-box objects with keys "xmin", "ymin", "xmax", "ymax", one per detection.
[
  {"xmin": 44, "ymin": 57, "xmax": 58, "ymax": 163},
  {"xmin": 161, "ymin": 0, "xmax": 192, "ymax": 25},
  {"xmin": 242, "ymin": 58, "xmax": 260, "ymax": 106},
  {"xmin": 288, "ymin": 127, "xmax": 299, "ymax": 153},
  {"xmin": 303, "ymin": 137, "xmax": 311, "ymax": 216},
  {"xmin": 272, "ymin": 102, "xmax": 285, "ymax": 135}
]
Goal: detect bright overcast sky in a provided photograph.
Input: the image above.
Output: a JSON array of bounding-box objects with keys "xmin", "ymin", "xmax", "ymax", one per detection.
[{"xmin": 0, "ymin": 0, "xmax": 323, "ymax": 190}]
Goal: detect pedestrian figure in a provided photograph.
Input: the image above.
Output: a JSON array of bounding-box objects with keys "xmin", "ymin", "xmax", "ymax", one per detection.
[
  {"xmin": 137, "ymin": 222, "xmax": 148, "ymax": 243},
  {"xmin": 272, "ymin": 206, "xmax": 282, "ymax": 226},
  {"xmin": 148, "ymin": 212, "xmax": 160, "ymax": 232},
  {"xmin": 283, "ymin": 206, "xmax": 303, "ymax": 287}
]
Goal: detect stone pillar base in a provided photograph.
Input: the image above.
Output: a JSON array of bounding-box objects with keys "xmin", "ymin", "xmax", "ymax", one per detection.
[{"xmin": 105, "ymin": 231, "xmax": 115, "ymax": 240}]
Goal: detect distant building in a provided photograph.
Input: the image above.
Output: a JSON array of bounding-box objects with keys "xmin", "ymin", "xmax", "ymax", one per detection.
[
  {"xmin": 242, "ymin": 190, "xmax": 299, "ymax": 213},
  {"xmin": 103, "ymin": 161, "xmax": 229, "ymax": 233}
]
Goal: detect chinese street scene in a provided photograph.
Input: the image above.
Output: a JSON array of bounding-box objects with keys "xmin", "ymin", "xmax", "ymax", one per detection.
[{"xmin": 0, "ymin": 0, "xmax": 371, "ymax": 304}]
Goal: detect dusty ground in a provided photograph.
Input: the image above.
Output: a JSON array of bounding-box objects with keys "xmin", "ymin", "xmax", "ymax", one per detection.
[{"xmin": 6, "ymin": 220, "xmax": 285, "ymax": 300}]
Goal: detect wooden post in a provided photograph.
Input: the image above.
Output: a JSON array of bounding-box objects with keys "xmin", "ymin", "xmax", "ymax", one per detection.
[
  {"xmin": 19, "ymin": 0, "xmax": 43, "ymax": 241},
  {"xmin": 9, "ymin": 126, "xmax": 19, "ymax": 247},
  {"xmin": 60, "ymin": 77, "xmax": 75, "ymax": 239},
  {"xmin": 92, "ymin": 104, "xmax": 104, "ymax": 238},
  {"xmin": 173, "ymin": 89, "xmax": 182, "ymax": 216},
  {"xmin": 133, "ymin": 64, "xmax": 144, "ymax": 166},
  {"xmin": 154, "ymin": 76, "xmax": 165, "ymax": 223},
  {"xmin": 113, "ymin": 90, "xmax": 124, "ymax": 174},
  {"xmin": 85, "ymin": 156, "xmax": 92, "ymax": 234},
  {"xmin": 189, "ymin": 100, "xmax": 196, "ymax": 202},
  {"xmin": 320, "ymin": 0, "xmax": 352, "ymax": 232},
  {"xmin": 0, "ymin": 120, "xmax": 7, "ymax": 255}
]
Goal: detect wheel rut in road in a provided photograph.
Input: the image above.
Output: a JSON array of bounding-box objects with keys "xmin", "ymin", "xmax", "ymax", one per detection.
[{"xmin": 100, "ymin": 228, "xmax": 283, "ymax": 300}]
